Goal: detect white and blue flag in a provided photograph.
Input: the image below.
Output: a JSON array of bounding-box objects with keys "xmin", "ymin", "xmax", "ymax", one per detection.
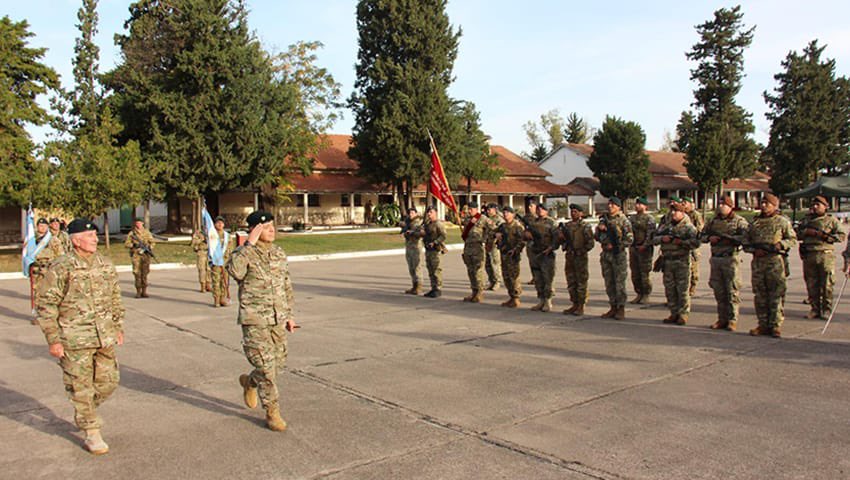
[
  {"xmin": 22, "ymin": 205, "xmax": 51, "ymax": 277},
  {"xmin": 202, "ymin": 206, "xmax": 229, "ymax": 267}
]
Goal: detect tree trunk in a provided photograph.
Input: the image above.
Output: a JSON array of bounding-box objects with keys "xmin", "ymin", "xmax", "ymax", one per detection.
[
  {"xmin": 166, "ymin": 194, "xmax": 180, "ymax": 233},
  {"xmin": 466, "ymin": 176, "xmax": 472, "ymax": 202},
  {"xmin": 144, "ymin": 199, "xmax": 151, "ymax": 230},
  {"xmin": 103, "ymin": 212, "xmax": 110, "ymax": 249}
]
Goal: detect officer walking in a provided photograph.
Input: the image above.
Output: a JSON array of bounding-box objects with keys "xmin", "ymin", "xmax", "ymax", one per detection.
[
  {"xmin": 701, "ymin": 196, "xmax": 749, "ymax": 331},
  {"xmin": 124, "ymin": 218, "xmax": 156, "ymax": 298},
  {"xmin": 495, "ymin": 206, "xmax": 525, "ymax": 308},
  {"xmin": 796, "ymin": 195, "xmax": 845, "ymax": 319},
  {"xmin": 596, "ymin": 198, "xmax": 634, "ymax": 320},
  {"xmin": 423, "ymin": 206, "xmax": 447, "ymax": 298},
  {"xmin": 560, "ymin": 204, "xmax": 595, "ymax": 316},
  {"xmin": 629, "ymin": 197, "xmax": 655, "ymax": 304}
]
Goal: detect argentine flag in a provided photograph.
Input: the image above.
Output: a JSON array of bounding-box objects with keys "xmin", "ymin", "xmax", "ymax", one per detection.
[
  {"xmin": 21, "ymin": 205, "xmax": 51, "ymax": 276},
  {"xmin": 202, "ymin": 206, "xmax": 228, "ymax": 267}
]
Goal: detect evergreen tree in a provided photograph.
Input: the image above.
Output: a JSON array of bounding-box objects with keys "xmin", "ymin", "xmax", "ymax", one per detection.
[
  {"xmin": 348, "ymin": 0, "xmax": 462, "ymax": 209},
  {"xmin": 679, "ymin": 5, "xmax": 759, "ymax": 201},
  {"xmin": 442, "ymin": 101, "xmax": 503, "ymax": 199},
  {"xmin": 587, "ymin": 116, "xmax": 651, "ymax": 199},
  {"xmin": 764, "ymin": 40, "xmax": 850, "ymax": 194},
  {"xmin": 564, "ymin": 112, "xmax": 590, "ymax": 144},
  {"xmin": 0, "ymin": 16, "xmax": 60, "ymax": 207}
]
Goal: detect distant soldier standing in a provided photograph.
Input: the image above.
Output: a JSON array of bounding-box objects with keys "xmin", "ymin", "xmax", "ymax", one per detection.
[
  {"xmin": 629, "ymin": 197, "xmax": 655, "ymax": 304},
  {"xmin": 401, "ymin": 207, "xmax": 425, "ymax": 295},
  {"xmin": 747, "ymin": 194, "xmax": 796, "ymax": 337},
  {"xmin": 701, "ymin": 196, "xmax": 749, "ymax": 331},
  {"xmin": 36, "ymin": 219, "xmax": 124, "ymax": 455},
  {"xmin": 484, "ymin": 203, "xmax": 504, "ymax": 290},
  {"xmin": 210, "ymin": 216, "xmax": 236, "ymax": 307},
  {"xmin": 124, "ymin": 218, "xmax": 156, "ymax": 298},
  {"xmin": 523, "ymin": 201, "xmax": 538, "ymax": 285},
  {"xmin": 49, "ymin": 217, "xmax": 72, "ymax": 254},
  {"xmin": 652, "ymin": 203, "xmax": 699, "ymax": 325},
  {"xmin": 191, "ymin": 227, "xmax": 211, "ymax": 292},
  {"xmin": 796, "ymin": 195, "xmax": 845, "ymax": 319},
  {"xmin": 423, "ymin": 206, "xmax": 447, "ymax": 298},
  {"xmin": 228, "ymin": 211, "xmax": 298, "ymax": 432},
  {"xmin": 29, "ymin": 218, "xmax": 65, "ymax": 317},
  {"xmin": 461, "ymin": 202, "xmax": 495, "ymax": 303},
  {"xmin": 682, "ymin": 197, "xmax": 704, "ymax": 296},
  {"xmin": 524, "ymin": 203, "xmax": 559, "ymax": 312},
  {"xmin": 560, "ymin": 204, "xmax": 595, "ymax": 316},
  {"xmin": 495, "ymin": 206, "xmax": 525, "ymax": 308},
  {"xmin": 596, "ymin": 197, "xmax": 634, "ymax": 320}
]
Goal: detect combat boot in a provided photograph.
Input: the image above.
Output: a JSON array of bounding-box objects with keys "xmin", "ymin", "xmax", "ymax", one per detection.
[
  {"xmin": 84, "ymin": 429, "xmax": 109, "ymax": 455},
  {"xmin": 507, "ymin": 297, "xmax": 520, "ymax": 308},
  {"xmin": 749, "ymin": 325, "xmax": 770, "ymax": 336},
  {"xmin": 199, "ymin": 285, "xmax": 206, "ymax": 293},
  {"xmin": 425, "ymin": 289, "xmax": 441, "ymax": 298},
  {"xmin": 614, "ymin": 306, "xmax": 625, "ymax": 321},
  {"xmin": 541, "ymin": 298, "xmax": 552, "ymax": 312},
  {"xmin": 219, "ymin": 299, "xmax": 229, "ymax": 307},
  {"xmin": 405, "ymin": 284, "xmax": 420, "ymax": 295},
  {"xmin": 629, "ymin": 295, "xmax": 641, "ymax": 304},
  {"xmin": 771, "ymin": 327, "xmax": 782, "ymax": 338},
  {"xmin": 205, "ymin": 284, "xmax": 212, "ymax": 292},
  {"xmin": 572, "ymin": 304, "xmax": 584, "ymax": 316},
  {"xmin": 424, "ymin": 289, "xmax": 436, "ymax": 298},
  {"xmin": 663, "ymin": 314, "xmax": 677, "ymax": 324},
  {"xmin": 135, "ymin": 288, "xmax": 142, "ymax": 299},
  {"xmin": 637, "ymin": 295, "xmax": 649, "ymax": 305},
  {"xmin": 238, "ymin": 374, "xmax": 258, "ymax": 409},
  {"xmin": 676, "ymin": 313, "xmax": 687, "ymax": 325},
  {"xmin": 141, "ymin": 287, "xmax": 149, "ymax": 298},
  {"xmin": 726, "ymin": 321, "xmax": 737, "ymax": 332},
  {"xmin": 805, "ymin": 309, "xmax": 820, "ymax": 319},
  {"xmin": 265, "ymin": 406, "xmax": 287, "ymax": 432},
  {"xmin": 563, "ymin": 303, "xmax": 577, "ymax": 315},
  {"xmin": 601, "ymin": 307, "xmax": 616, "ymax": 318},
  {"xmin": 710, "ymin": 320, "xmax": 727, "ymax": 330},
  {"xmin": 462, "ymin": 292, "xmax": 474, "ymax": 302},
  {"xmin": 470, "ymin": 290, "xmax": 483, "ymax": 303},
  {"xmin": 213, "ymin": 296, "xmax": 220, "ymax": 307},
  {"xmin": 530, "ymin": 299, "xmax": 544, "ymax": 311}
]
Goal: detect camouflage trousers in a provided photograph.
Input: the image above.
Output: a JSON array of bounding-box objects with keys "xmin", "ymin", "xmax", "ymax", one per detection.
[
  {"xmin": 529, "ymin": 250, "xmax": 555, "ymax": 299},
  {"xmin": 709, "ymin": 255, "xmax": 742, "ymax": 324},
  {"xmin": 196, "ymin": 253, "xmax": 210, "ymax": 289},
  {"xmin": 752, "ymin": 256, "xmax": 787, "ymax": 329},
  {"xmin": 629, "ymin": 246, "xmax": 653, "ymax": 296},
  {"xmin": 486, "ymin": 245, "xmax": 502, "ymax": 287},
  {"xmin": 59, "ymin": 346, "xmax": 119, "ymax": 430},
  {"xmin": 663, "ymin": 255, "xmax": 692, "ymax": 316},
  {"xmin": 802, "ymin": 251, "xmax": 835, "ymax": 316},
  {"xmin": 689, "ymin": 250, "xmax": 700, "ymax": 296},
  {"xmin": 30, "ymin": 261, "xmax": 50, "ymax": 308},
  {"xmin": 565, "ymin": 253, "xmax": 589, "ymax": 306},
  {"xmin": 463, "ymin": 245, "xmax": 486, "ymax": 292},
  {"xmin": 406, "ymin": 245, "xmax": 423, "ymax": 287},
  {"xmin": 131, "ymin": 254, "xmax": 151, "ymax": 290},
  {"xmin": 600, "ymin": 251, "xmax": 628, "ymax": 308},
  {"xmin": 241, "ymin": 323, "xmax": 288, "ymax": 410},
  {"xmin": 500, "ymin": 252, "xmax": 522, "ymax": 299},
  {"xmin": 425, "ymin": 250, "xmax": 442, "ymax": 291},
  {"xmin": 211, "ymin": 265, "xmax": 229, "ymax": 303}
]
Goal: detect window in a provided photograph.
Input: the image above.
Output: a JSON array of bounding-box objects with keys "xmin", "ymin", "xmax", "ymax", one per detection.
[
  {"xmin": 341, "ymin": 194, "xmax": 350, "ymax": 207},
  {"xmin": 354, "ymin": 194, "xmax": 362, "ymax": 207},
  {"xmin": 296, "ymin": 194, "xmax": 320, "ymax": 207}
]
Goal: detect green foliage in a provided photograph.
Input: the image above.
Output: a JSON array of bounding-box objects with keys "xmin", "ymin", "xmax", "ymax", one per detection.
[
  {"xmin": 0, "ymin": 16, "xmax": 60, "ymax": 207},
  {"xmin": 764, "ymin": 40, "xmax": 850, "ymax": 195},
  {"xmin": 587, "ymin": 116, "xmax": 651, "ymax": 199},
  {"xmin": 564, "ymin": 112, "xmax": 590, "ymax": 144},
  {"xmin": 443, "ymin": 101, "xmax": 503, "ymax": 195},
  {"xmin": 679, "ymin": 5, "xmax": 759, "ymax": 196},
  {"xmin": 522, "ymin": 109, "xmax": 566, "ymax": 160},
  {"xmin": 373, "ymin": 203, "xmax": 401, "ymax": 227}
]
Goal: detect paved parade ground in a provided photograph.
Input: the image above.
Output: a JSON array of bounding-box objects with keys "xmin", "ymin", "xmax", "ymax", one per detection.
[{"xmin": 2, "ymin": 246, "xmax": 849, "ymax": 479}]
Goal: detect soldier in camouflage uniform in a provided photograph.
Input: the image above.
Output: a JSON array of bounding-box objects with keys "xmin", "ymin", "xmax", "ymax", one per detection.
[
  {"xmin": 523, "ymin": 201, "xmax": 538, "ymax": 285},
  {"xmin": 796, "ymin": 195, "xmax": 845, "ymax": 319},
  {"xmin": 682, "ymin": 197, "xmax": 704, "ymax": 297},
  {"xmin": 629, "ymin": 197, "xmax": 655, "ymax": 304},
  {"xmin": 747, "ymin": 194, "xmax": 796, "ymax": 338},
  {"xmin": 596, "ymin": 198, "xmax": 634, "ymax": 320},
  {"xmin": 461, "ymin": 202, "xmax": 496, "ymax": 303},
  {"xmin": 560, "ymin": 204, "xmax": 595, "ymax": 316},
  {"xmin": 227, "ymin": 211, "xmax": 297, "ymax": 432},
  {"xmin": 401, "ymin": 207, "xmax": 425, "ymax": 294},
  {"xmin": 36, "ymin": 219, "xmax": 124, "ymax": 455},
  {"xmin": 701, "ymin": 196, "xmax": 749, "ymax": 331},
  {"xmin": 210, "ymin": 216, "xmax": 236, "ymax": 307},
  {"xmin": 124, "ymin": 218, "xmax": 156, "ymax": 298},
  {"xmin": 495, "ymin": 206, "xmax": 525, "ymax": 308},
  {"xmin": 485, "ymin": 203, "xmax": 504, "ymax": 290},
  {"xmin": 191, "ymin": 227, "xmax": 211, "ymax": 292},
  {"xmin": 423, "ymin": 206, "xmax": 447, "ymax": 298},
  {"xmin": 652, "ymin": 203, "xmax": 699, "ymax": 325},
  {"xmin": 524, "ymin": 203, "xmax": 559, "ymax": 312},
  {"xmin": 29, "ymin": 218, "xmax": 66, "ymax": 320},
  {"xmin": 49, "ymin": 217, "xmax": 72, "ymax": 254}
]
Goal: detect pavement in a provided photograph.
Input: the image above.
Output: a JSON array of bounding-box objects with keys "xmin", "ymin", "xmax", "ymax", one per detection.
[{"xmin": 1, "ymin": 246, "xmax": 849, "ymax": 479}]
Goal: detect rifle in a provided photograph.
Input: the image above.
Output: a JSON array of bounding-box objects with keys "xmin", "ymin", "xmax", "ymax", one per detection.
[
  {"xmin": 599, "ymin": 216, "xmax": 621, "ymax": 254},
  {"xmin": 744, "ymin": 242, "xmax": 790, "ymax": 277},
  {"xmin": 497, "ymin": 223, "xmax": 524, "ymax": 258},
  {"xmin": 130, "ymin": 232, "xmax": 157, "ymax": 261},
  {"xmin": 800, "ymin": 223, "xmax": 841, "ymax": 243},
  {"xmin": 703, "ymin": 229, "xmax": 745, "ymax": 247},
  {"xmin": 558, "ymin": 223, "xmax": 573, "ymax": 253},
  {"xmin": 524, "ymin": 222, "xmax": 553, "ymax": 256}
]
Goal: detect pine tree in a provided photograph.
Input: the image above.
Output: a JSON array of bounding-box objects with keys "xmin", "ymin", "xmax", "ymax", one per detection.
[
  {"xmin": 587, "ymin": 116, "xmax": 651, "ymax": 199},
  {"xmin": 764, "ymin": 40, "xmax": 850, "ymax": 195},
  {"xmin": 0, "ymin": 16, "xmax": 60, "ymax": 207},
  {"xmin": 564, "ymin": 112, "xmax": 590, "ymax": 144},
  {"xmin": 679, "ymin": 6, "xmax": 759, "ymax": 202},
  {"xmin": 443, "ymin": 101, "xmax": 503, "ymax": 199}
]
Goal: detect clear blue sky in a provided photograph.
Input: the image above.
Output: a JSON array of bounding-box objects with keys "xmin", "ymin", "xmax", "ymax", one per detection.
[{"xmin": 6, "ymin": 0, "xmax": 850, "ymax": 155}]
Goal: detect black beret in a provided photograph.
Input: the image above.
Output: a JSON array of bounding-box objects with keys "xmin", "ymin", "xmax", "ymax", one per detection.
[
  {"xmin": 608, "ymin": 197, "xmax": 622, "ymax": 207},
  {"xmin": 246, "ymin": 210, "xmax": 274, "ymax": 228},
  {"xmin": 467, "ymin": 201, "xmax": 479, "ymax": 209},
  {"xmin": 537, "ymin": 203, "xmax": 549, "ymax": 211},
  {"xmin": 214, "ymin": 216, "xmax": 225, "ymax": 223},
  {"xmin": 425, "ymin": 205, "xmax": 437, "ymax": 213},
  {"xmin": 407, "ymin": 207, "xmax": 418, "ymax": 214},
  {"xmin": 49, "ymin": 217, "xmax": 60, "ymax": 223},
  {"xmin": 487, "ymin": 203, "xmax": 499, "ymax": 210},
  {"xmin": 37, "ymin": 218, "xmax": 48, "ymax": 225},
  {"xmin": 67, "ymin": 218, "xmax": 98, "ymax": 234},
  {"xmin": 502, "ymin": 206, "xmax": 515, "ymax": 213},
  {"xmin": 569, "ymin": 203, "xmax": 584, "ymax": 212}
]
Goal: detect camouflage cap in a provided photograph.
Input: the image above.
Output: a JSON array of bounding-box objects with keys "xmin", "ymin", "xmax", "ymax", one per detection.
[
  {"xmin": 67, "ymin": 218, "xmax": 99, "ymax": 234},
  {"xmin": 246, "ymin": 210, "xmax": 274, "ymax": 228}
]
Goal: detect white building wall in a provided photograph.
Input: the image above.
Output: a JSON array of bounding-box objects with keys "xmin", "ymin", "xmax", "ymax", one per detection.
[{"xmin": 538, "ymin": 146, "xmax": 594, "ymax": 184}]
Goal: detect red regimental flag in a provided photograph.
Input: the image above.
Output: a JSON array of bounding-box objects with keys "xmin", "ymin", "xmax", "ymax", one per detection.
[{"xmin": 429, "ymin": 135, "xmax": 458, "ymax": 214}]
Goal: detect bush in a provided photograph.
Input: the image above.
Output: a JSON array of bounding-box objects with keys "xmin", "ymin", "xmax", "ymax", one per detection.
[{"xmin": 373, "ymin": 203, "xmax": 401, "ymax": 227}]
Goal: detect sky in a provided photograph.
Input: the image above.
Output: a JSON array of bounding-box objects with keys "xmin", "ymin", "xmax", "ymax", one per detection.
[{"xmin": 6, "ymin": 0, "xmax": 850, "ymax": 156}]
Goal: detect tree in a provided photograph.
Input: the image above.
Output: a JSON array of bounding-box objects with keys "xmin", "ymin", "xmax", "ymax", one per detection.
[
  {"xmin": 564, "ymin": 112, "xmax": 591, "ymax": 144},
  {"xmin": 521, "ymin": 109, "xmax": 565, "ymax": 161},
  {"xmin": 764, "ymin": 40, "xmax": 850, "ymax": 195},
  {"xmin": 660, "ymin": 129, "xmax": 678, "ymax": 152},
  {"xmin": 0, "ymin": 16, "xmax": 61, "ymax": 208},
  {"xmin": 348, "ymin": 0, "xmax": 462, "ymax": 210},
  {"xmin": 442, "ymin": 101, "xmax": 503, "ymax": 200},
  {"xmin": 586, "ymin": 116, "xmax": 651, "ymax": 199},
  {"xmin": 678, "ymin": 5, "xmax": 759, "ymax": 204}
]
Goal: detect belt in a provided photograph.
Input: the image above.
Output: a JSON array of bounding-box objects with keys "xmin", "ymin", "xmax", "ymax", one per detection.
[{"xmin": 711, "ymin": 251, "xmax": 737, "ymax": 258}]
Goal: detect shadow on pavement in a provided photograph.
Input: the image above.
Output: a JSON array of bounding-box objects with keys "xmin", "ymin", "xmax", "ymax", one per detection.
[{"xmin": 0, "ymin": 382, "xmax": 80, "ymax": 447}]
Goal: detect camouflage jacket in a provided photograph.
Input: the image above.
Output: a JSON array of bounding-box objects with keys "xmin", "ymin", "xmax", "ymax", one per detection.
[
  {"xmin": 652, "ymin": 215, "xmax": 699, "ymax": 257},
  {"xmin": 747, "ymin": 213, "xmax": 796, "ymax": 255},
  {"xmin": 701, "ymin": 212, "xmax": 749, "ymax": 257},
  {"xmin": 191, "ymin": 231, "xmax": 208, "ymax": 256},
  {"xmin": 686, "ymin": 209, "xmax": 705, "ymax": 233},
  {"xmin": 796, "ymin": 213, "xmax": 845, "ymax": 253},
  {"xmin": 559, "ymin": 218, "xmax": 595, "ymax": 256},
  {"xmin": 33, "ymin": 233, "xmax": 65, "ymax": 271},
  {"xmin": 226, "ymin": 241, "xmax": 294, "ymax": 326},
  {"xmin": 497, "ymin": 219, "xmax": 525, "ymax": 257},
  {"xmin": 595, "ymin": 212, "xmax": 634, "ymax": 253},
  {"xmin": 401, "ymin": 216, "xmax": 424, "ymax": 247},
  {"xmin": 527, "ymin": 216, "xmax": 560, "ymax": 254},
  {"xmin": 485, "ymin": 212, "xmax": 505, "ymax": 247},
  {"xmin": 124, "ymin": 227, "xmax": 156, "ymax": 258},
  {"xmin": 423, "ymin": 219, "xmax": 447, "ymax": 252},
  {"xmin": 629, "ymin": 212, "xmax": 656, "ymax": 248},
  {"xmin": 50, "ymin": 228, "xmax": 72, "ymax": 255},
  {"xmin": 462, "ymin": 214, "xmax": 496, "ymax": 252},
  {"xmin": 36, "ymin": 251, "xmax": 124, "ymax": 349}
]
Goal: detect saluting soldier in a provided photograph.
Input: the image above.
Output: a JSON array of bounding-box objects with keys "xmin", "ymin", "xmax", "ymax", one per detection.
[
  {"xmin": 701, "ymin": 196, "xmax": 749, "ymax": 331},
  {"xmin": 227, "ymin": 211, "xmax": 298, "ymax": 432},
  {"xmin": 36, "ymin": 219, "xmax": 124, "ymax": 455},
  {"xmin": 596, "ymin": 197, "xmax": 634, "ymax": 320},
  {"xmin": 423, "ymin": 206, "xmax": 447, "ymax": 298},
  {"xmin": 560, "ymin": 204, "xmax": 595, "ymax": 316},
  {"xmin": 652, "ymin": 203, "xmax": 700, "ymax": 325},
  {"xmin": 629, "ymin": 197, "xmax": 655, "ymax": 304},
  {"xmin": 495, "ymin": 206, "xmax": 525, "ymax": 308},
  {"xmin": 524, "ymin": 203, "xmax": 559, "ymax": 312},
  {"xmin": 124, "ymin": 218, "xmax": 156, "ymax": 298},
  {"xmin": 484, "ymin": 203, "xmax": 504, "ymax": 291},
  {"xmin": 681, "ymin": 197, "xmax": 704, "ymax": 296},
  {"xmin": 796, "ymin": 195, "xmax": 845, "ymax": 319},
  {"xmin": 191, "ymin": 227, "xmax": 211, "ymax": 292},
  {"xmin": 460, "ymin": 202, "xmax": 496, "ymax": 303},
  {"xmin": 209, "ymin": 216, "xmax": 236, "ymax": 307},
  {"xmin": 401, "ymin": 207, "xmax": 425, "ymax": 295},
  {"xmin": 49, "ymin": 217, "xmax": 72, "ymax": 254},
  {"xmin": 747, "ymin": 194, "xmax": 796, "ymax": 338}
]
